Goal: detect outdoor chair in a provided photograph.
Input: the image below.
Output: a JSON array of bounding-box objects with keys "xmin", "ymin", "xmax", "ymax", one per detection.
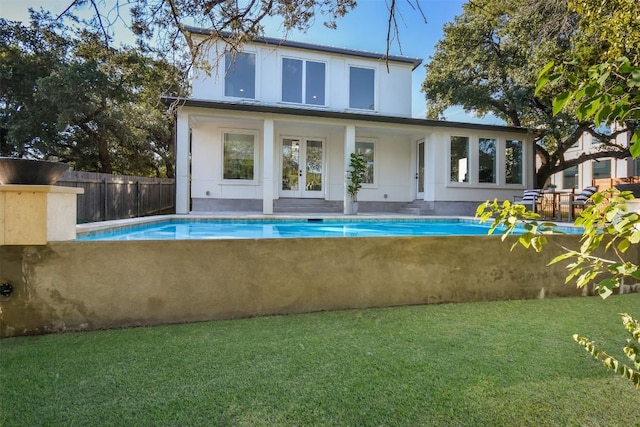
[
  {"xmin": 513, "ymin": 189, "xmax": 542, "ymax": 212},
  {"xmin": 559, "ymin": 185, "xmax": 598, "ymax": 221}
]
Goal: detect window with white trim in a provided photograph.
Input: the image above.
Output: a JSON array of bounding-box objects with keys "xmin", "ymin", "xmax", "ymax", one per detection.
[
  {"xmin": 450, "ymin": 136, "xmax": 469, "ymax": 183},
  {"xmin": 223, "ymin": 132, "xmax": 255, "ymax": 180},
  {"xmin": 505, "ymin": 139, "xmax": 523, "ymax": 184},
  {"xmin": 349, "ymin": 66, "xmax": 375, "ymax": 110},
  {"xmin": 356, "ymin": 140, "xmax": 375, "ymax": 184},
  {"xmin": 478, "ymin": 138, "xmax": 497, "ymax": 183},
  {"xmin": 592, "ymin": 159, "xmax": 611, "ymax": 179},
  {"xmin": 282, "ymin": 58, "xmax": 326, "ymax": 105},
  {"xmin": 563, "ymin": 165, "xmax": 579, "ymax": 189},
  {"xmin": 224, "ymin": 52, "xmax": 255, "ymax": 99}
]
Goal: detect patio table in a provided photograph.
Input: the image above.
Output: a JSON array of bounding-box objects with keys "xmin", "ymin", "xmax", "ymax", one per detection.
[{"xmin": 541, "ymin": 190, "xmax": 573, "ymax": 220}]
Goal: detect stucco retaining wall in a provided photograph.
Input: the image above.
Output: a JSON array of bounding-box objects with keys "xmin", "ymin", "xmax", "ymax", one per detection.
[{"xmin": 0, "ymin": 235, "xmax": 621, "ymax": 337}]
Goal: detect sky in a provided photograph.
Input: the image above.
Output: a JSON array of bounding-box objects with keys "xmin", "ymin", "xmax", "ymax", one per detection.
[{"xmin": 0, "ymin": 0, "xmax": 501, "ymax": 124}]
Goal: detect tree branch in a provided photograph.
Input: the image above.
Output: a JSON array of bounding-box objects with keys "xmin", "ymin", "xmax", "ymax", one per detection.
[
  {"xmin": 385, "ymin": 0, "xmax": 399, "ymax": 72},
  {"xmin": 89, "ymin": 0, "xmax": 110, "ymax": 44}
]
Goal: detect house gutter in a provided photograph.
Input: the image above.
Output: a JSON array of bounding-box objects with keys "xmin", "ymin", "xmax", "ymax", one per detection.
[
  {"xmin": 162, "ymin": 96, "xmax": 532, "ymax": 135},
  {"xmin": 183, "ymin": 26, "xmax": 424, "ymax": 70}
]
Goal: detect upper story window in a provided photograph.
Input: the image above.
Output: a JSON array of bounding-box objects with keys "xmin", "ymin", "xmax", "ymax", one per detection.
[
  {"xmin": 349, "ymin": 66, "xmax": 375, "ymax": 110},
  {"xmin": 224, "ymin": 52, "xmax": 255, "ymax": 99},
  {"xmin": 505, "ymin": 140, "xmax": 523, "ymax": 185},
  {"xmin": 563, "ymin": 165, "xmax": 579, "ymax": 189},
  {"xmin": 450, "ymin": 136, "xmax": 469, "ymax": 183},
  {"xmin": 593, "ymin": 123, "xmax": 612, "ymax": 143},
  {"xmin": 592, "ymin": 159, "xmax": 611, "ymax": 179},
  {"xmin": 282, "ymin": 58, "xmax": 326, "ymax": 105}
]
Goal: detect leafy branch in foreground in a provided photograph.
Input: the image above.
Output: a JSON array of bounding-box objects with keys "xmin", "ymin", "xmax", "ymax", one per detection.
[
  {"xmin": 537, "ymin": 57, "xmax": 640, "ymax": 156},
  {"xmin": 475, "ymin": 199, "xmax": 554, "ymax": 252},
  {"xmin": 477, "ymin": 190, "xmax": 640, "ymax": 388},
  {"xmin": 574, "ymin": 313, "xmax": 640, "ymax": 389},
  {"xmin": 477, "ymin": 190, "xmax": 640, "ymax": 297}
]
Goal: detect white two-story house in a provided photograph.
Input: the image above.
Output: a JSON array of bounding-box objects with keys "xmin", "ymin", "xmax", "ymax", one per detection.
[{"xmin": 168, "ymin": 29, "xmax": 536, "ymax": 215}]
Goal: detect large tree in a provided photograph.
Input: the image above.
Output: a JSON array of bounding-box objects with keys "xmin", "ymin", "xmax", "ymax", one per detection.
[
  {"xmin": 540, "ymin": 0, "xmax": 639, "ymax": 153},
  {"xmin": 0, "ymin": 13, "xmax": 184, "ymax": 177},
  {"xmin": 57, "ymin": 0, "xmax": 427, "ymax": 78},
  {"xmin": 422, "ymin": 0, "xmax": 634, "ymax": 188},
  {"xmin": 478, "ymin": 0, "xmax": 640, "ymax": 388}
]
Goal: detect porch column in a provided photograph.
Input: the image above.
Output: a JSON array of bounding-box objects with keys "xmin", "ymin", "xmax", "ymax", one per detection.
[
  {"xmin": 263, "ymin": 118, "xmax": 274, "ymax": 214},
  {"xmin": 344, "ymin": 124, "xmax": 356, "ymax": 214},
  {"xmin": 424, "ymin": 133, "xmax": 439, "ymax": 202},
  {"xmin": 175, "ymin": 110, "xmax": 190, "ymax": 214},
  {"xmin": 423, "ymin": 132, "xmax": 430, "ymax": 201}
]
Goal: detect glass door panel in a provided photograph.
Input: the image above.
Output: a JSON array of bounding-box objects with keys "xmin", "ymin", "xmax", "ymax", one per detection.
[
  {"xmin": 417, "ymin": 140, "xmax": 425, "ymax": 198},
  {"xmin": 281, "ymin": 138, "xmax": 300, "ymax": 195},
  {"xmin": 304, "ymin": 139, "xmax": 323, "ymax": 196},
  {"xmin": 280, "ymin": 138, "xmax": 324, "ymax": 198}
]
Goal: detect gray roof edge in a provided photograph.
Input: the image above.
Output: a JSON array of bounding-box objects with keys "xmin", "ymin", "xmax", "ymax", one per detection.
[
  {"xmin": 184, "ymin": 26, "xmax": 423, "ymax": 70},
  {"xmin": 162, "ymin": 96, "xmax": 531, "ymax": 134}
]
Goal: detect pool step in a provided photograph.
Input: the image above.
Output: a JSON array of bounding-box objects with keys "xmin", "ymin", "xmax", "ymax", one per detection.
[
  {"xmin": 274, "ymin": 199, "xmax": 435, "ymax": 215},
  {"xmin": 274, "ymin": 199, "xmax": 343, "ymax": 213},
  {"xmin": 398, "ymin": 201, "xmax": 435, "ymax": 215}
]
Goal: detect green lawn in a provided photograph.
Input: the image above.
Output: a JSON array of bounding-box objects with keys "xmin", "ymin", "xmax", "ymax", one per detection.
[{"xmin": 2, "ymin": 294, "xmax": 640, "ymax": 426}]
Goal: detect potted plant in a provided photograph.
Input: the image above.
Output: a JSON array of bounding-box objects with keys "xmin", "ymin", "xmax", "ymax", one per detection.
[
  {"xmin": 347, "ymin": 152, "xmax": 366, "ymax": 215},
  {"xmin": 546, "ymin": 183, "xmax": 557, "ymax": 192}
]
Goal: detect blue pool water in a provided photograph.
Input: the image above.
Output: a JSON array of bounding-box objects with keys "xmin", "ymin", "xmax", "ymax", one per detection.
[{"xmin": 76, "ymin": 219, "xmax": 581, "ymax": 241}]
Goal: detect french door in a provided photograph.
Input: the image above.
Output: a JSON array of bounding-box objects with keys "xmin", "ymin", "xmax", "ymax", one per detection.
[
  {"xmin": 416, "ymin": 139, "xmax": 425, "ymax": 199},
  {"xmin": 281, "ymin": 137, "xmax": 324, "ymax": 198}
]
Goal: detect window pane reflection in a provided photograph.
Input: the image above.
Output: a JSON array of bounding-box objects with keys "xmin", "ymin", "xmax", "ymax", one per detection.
[
  {"xmin": 478, "ymin": 138, "xmax": 496, "ymax": 184},
  {"xmin": 506, "ymin": 140, "xmax": 523, "ymax": 184},
  {"xmin": 223, "ymin": 133, "xmax": 255, "ymax": 180},
  {"xmin": 349, "ymin": 67, "xmax": 375, "ymax": 110},
  {"xmin": 356, "ymin": 141, "xmax": 375, "ymax": 184},
  {"xmin": 225, "ymin": 52, "xmax": 256, "ymax": 99},
  {"xmin": 450, "ymin": 136, "xmax": 469, "ymax": 183}
]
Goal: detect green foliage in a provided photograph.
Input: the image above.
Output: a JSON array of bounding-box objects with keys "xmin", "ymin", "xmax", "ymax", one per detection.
[
  {"xmin": 126, "ymin": 0, "xmax": 357, "ymax": 75},
  {"xmin": 538, "ymin": 57, "xmax": 640, "ymax": 158},
  {"xmin": 0, "ymin": 13, "xmax": 184, "ymax": 177},
  {"xmin": 475, "ymin": 199, "xmax": 552, "ymax": 252},
  {"xmin": 478, "ymin": 190, "xmax": 640, "ymax": 296},
  {"xmin": 535, "ymin": 0, "xmax": 640, "ymax": 160},
  {"xmin": 3, "ymin": 297, "xmax": 640, "ymax": 425},
  {"xmin": 574, "ymin": 313, "xmax": 640, "ymax": 389},
  {"xmin": 477, "ymin": 189, "xmax": 640, "ymax": 388},
  {"xmin": 570, "ymin": 0, "xmax": 640, "ymax": 65},
  {"xmin": 423, "ymin": 0, "xmax": 634, "ymax": 188},
  {"xmin": 422, "ymin": 0, "xmax": 550, "ymax": 124},
  {"xmin": 347, "ymin": 151, "xmax": 366, "ymax": 202},
  {"xmin": 488, "ymin": 0, "xmax": 640, "ymax": 366}
]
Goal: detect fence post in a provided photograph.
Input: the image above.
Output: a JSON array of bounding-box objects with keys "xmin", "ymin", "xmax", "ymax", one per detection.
[
  {"xmin": 136, "ymin": 180, "xmax": 141, "ymax": 218},
  {"xmin": 103, "ymin": 178, "xmax": 108, "ymax": 221}
]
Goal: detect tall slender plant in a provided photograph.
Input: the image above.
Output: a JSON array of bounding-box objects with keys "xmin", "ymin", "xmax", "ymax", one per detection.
[{"xmin": 347, "ymin": 152, "xmax": 366, "ymax": 202}]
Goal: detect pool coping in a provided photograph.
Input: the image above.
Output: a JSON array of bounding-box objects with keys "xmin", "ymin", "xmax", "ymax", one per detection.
[{"xmin": 76, "ymin": 213, "xmax": 581, "ymax": 238}]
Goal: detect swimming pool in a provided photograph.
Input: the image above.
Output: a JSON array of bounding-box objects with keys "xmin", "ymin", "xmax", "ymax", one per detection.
[
  {"xmin": 76, "ymin": 218, "xmax": 580, "ymax": 241},
  {"xmin": 3, "ymin": 217, "xmax": 591, "ymax": 336}
]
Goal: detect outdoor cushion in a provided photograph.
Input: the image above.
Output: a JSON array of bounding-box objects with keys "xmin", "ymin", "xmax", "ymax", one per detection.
[
  {"xmin": 575, "ymin": 186, "xmax": 598, "ymax": 203},
  {"xmin": 514, "ymin": 189, "xmax": 542, "ymax": 203},
  {"xmin": 520, "ymin": 190, "xmax": 541, "ymax": 201}
]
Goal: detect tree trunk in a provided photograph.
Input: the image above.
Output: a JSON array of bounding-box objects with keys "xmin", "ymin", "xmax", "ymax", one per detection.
[
  {"xmin": 97, "ymin": 137, "xmax": 112, "ymax": 174},
  {"xmin": 536, "ymin": 168, "xmax": 552, "ymax": 189},
  {"xmin": 164, "ymin": 161, "xmax": 174, "ymax": 179}
]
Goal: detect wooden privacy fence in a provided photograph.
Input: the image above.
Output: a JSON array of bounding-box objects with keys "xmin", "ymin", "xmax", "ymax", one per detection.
[
  {"xmin": 57, "ymin": 171, "xmax": 175, "ymax": 223},
  {"xmin": 593, "ymin": 177, "xmax": 640, "ymax": 191}
]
